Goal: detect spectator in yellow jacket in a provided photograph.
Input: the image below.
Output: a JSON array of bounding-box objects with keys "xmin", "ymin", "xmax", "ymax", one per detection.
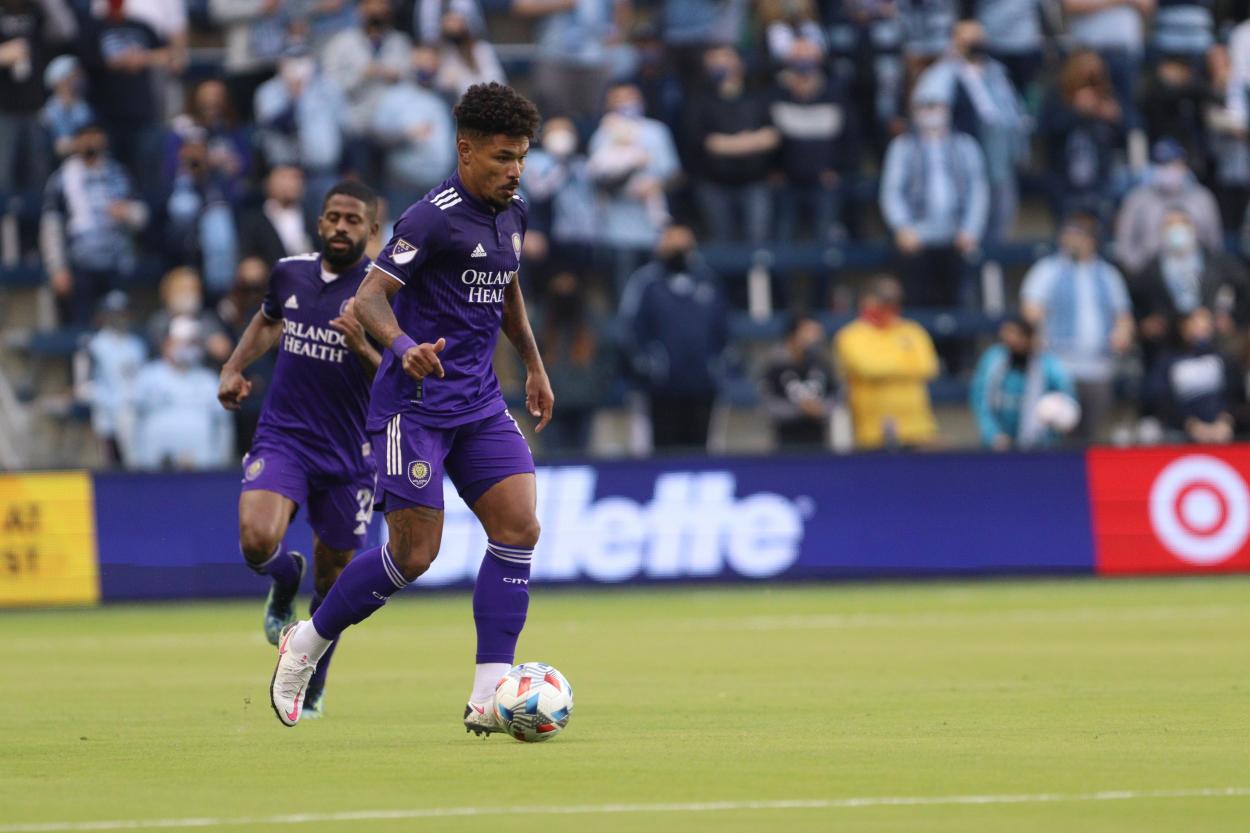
[{"xmin": 834, "ymin": 276, "xmax": 940, "ymax": 449}]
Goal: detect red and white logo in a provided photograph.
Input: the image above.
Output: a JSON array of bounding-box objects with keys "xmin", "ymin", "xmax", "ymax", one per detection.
[{"xmin": 1089, "ymin": 447, "xmax": 1250, "ymax": 574}]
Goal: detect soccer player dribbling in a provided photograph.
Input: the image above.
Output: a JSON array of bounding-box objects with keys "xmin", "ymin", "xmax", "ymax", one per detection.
[
  {"xmin": 270, "ymin": 83, "xmax": 554, "ymax": 735},
  {"xmin": 218, "ymin": 182, "xmax": 382, "ymax": 719}
]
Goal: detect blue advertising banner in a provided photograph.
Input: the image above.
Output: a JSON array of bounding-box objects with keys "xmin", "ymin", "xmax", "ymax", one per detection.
[{"xmin": 93, "ymin": 452, "xmax": 1095, "ymax": 600}]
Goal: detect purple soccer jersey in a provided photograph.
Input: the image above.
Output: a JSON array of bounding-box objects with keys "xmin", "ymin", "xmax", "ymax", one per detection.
[
  {"xmin": 253, "ymin": 253, "xmax": 375, "ymax": 478},
  {"xmin": 369, "ymin": 173, "xmax": 529, "ymax": 431}
]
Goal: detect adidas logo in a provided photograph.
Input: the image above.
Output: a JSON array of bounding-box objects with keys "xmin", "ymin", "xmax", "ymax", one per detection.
[
  {"xmin": 471, "ymin": 243, "xmax": 487, "ymax": 258},
  {"xmin": 284, "ymin": 295, "xmax": 299, "ymax": 310}
]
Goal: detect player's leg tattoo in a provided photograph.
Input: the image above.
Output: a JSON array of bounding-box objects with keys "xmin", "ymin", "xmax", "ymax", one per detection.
[
  {"xmin": 468, "ymin": 474, "xmax": 539, "ymax": 700},
  {"xmin": 386, "ymin": 505, "xmax": 445, "ymax": 581}
]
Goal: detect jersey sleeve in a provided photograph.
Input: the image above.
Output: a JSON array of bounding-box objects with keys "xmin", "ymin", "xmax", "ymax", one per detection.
[
  {"xmin": 373, "ymin": 201, "xmax": 446, "ymax": 285},
  {"xmin": 260, "ymin": 263, "xmax": 285, "ymax": 321}
]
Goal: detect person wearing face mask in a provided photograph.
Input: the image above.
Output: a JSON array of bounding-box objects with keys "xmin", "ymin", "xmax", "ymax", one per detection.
[
  {"xmin": 1135, "ymin": 208, "xmax": 1250, "ymax": 369},
  {"xmin": 536, "ymin": 271, "xmax": 608, "ymax": 453},
  {"xmin": 769, "ymin": 38, "xmax": 858, "ymax": 248},
  {"xmin": 1113, "ymin": 139, "xmax": 1222, "ymax": 277},
  {"xmin": 619, "ymin": 225, "xmax": 729, "ymax": 450},
  {"xmin": 913, "ymin": 20, "xmax": 1028, "ymax": 243},
  {"xmin": 433, "ymin": 9, "xmax": 505, "ymax": 98},
  {"xmin": 1147, "ymin": 306, "xmax": 1241, "ymax": 443},
  {"xmin": 514, "ymin": 0, "xmax": 624, "ymax": 121},
  {"xmin": 319, "ymin": 0, "xmax": 413, "ymax": 156},
  {"xmin": 75, "ymin": 290, "xmax": 148, "ymax": 467},
  {"xmin": 130, "ymin": 315, "xmax": 234, "ymax": 470},
  {"xmin": 525, "ymin": 117, "xmax": 600, "ymax": 268},
  {"xmin": 146, "ymin": 266, "xmax": 235, "ymax": 366},
  {"xmin": 40, "ymin": 122, "xmax": 149, "ymax": 326},
  {"xmin": 879, "ymin": 88, "xmax": 988, "ymax": 308},
  {"xmin": 255, "ymin": 48, "xmax": 349, "ymax": 194},
  {"xmin": 834, "ymin": 275, "xmax": 940, "ymax": 450},
  {"xmin": 41, "ymin": 55, "xmax": 95, "ymax": 161},
  {"xmin": 686, "ymin": 46, "xmax": 781, "ymax": 245},
  {"xmin": 369, "ymin": 46, "xmax": 456, "ymax": 209},
  {"xmin": 760, "ymin": 314, "xmax": 836, "ymax": 449},
  {"xmin": 970, "ymin": 315, "xmax": 1076, "ymax": 450},
  {"xmin": 758, "ymin": 0, "xmax": 827, "ymax": 65},
  {"xmin": 1021, "ymin": 210, "xmax": 1134, "ymax": 442}
]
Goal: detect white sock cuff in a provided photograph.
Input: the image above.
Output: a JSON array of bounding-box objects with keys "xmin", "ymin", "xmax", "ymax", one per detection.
[
  {"xmin": 247, "ymin": 543, "xmax": 284, "ymax": 573},
  {"xmin": 486, "ymin": 540, "xmax": 533, "ymax": 565},
  {"xmin": 380, "ymin": 543, "xmax": 409, "ymax": 589}
]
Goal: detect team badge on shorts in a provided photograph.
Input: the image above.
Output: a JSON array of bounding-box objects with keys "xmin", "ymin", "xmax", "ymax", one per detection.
[
  {"xmin": 511, "ymin": 232, "xmax": 522, "ymax": 258},
  {"xmin": 244, "ymin": 456, "xmax": 265, "ymax": 481},
  {"xmin": 392, "ymin": 238, "xmax": 418, "ymax": 265},
  {"xmin": 408, "ymin": 460, "xmax": 432, "ymax": 488}
]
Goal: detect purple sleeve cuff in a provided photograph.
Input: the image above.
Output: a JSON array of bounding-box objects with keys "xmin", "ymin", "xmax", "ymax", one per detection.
[{"xmin": 390, "ymin": 335, "xmax": 417, "ymax": 359}]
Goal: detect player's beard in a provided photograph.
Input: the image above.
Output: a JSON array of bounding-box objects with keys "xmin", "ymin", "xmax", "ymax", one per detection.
[{"xmin": 321, "ymin": 235, "xmax": 367, "ymax": 271}]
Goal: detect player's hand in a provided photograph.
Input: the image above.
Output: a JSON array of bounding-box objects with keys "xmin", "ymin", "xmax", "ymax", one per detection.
[
  {"xmin": 525, "ymin": 369, "xmax": 554, "ymax": 433},
  {"xmin": 217, "ymin": 368, "xmax": 252, "ymax": 411},
  {"xmin": 402, "ymin": 337, "xmax": 446, "ymax": 380},
  {"xmin": 330, "ymin": 299, "xmax": 368, "ymax": 354}
]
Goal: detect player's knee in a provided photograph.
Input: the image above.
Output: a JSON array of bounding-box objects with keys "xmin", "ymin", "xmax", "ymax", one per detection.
[
  {"xmin": 390, "ymin": 541, "xmax": 440, "ymax": 582},
  {"xmin": 497, "ymin": 515, "xmax": 540, "ymax": 549},
  {"xmin": 239, "ymin": 522, "xmax": 281, "ymax": 564}
]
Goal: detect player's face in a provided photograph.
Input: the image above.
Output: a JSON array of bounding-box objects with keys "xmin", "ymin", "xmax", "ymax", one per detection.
[
  {"xmin": 318, "ymin": 195, "xmax": 375, "ymax": 270},
  {"xmin": 462, "ymin": 134, "xmax": 529, "ymax": 210}
]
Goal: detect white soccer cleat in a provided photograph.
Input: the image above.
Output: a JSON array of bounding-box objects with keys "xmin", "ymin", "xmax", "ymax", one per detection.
[
  {"xmin": 463, "ymin": 699, "xmax": 503, "ymax": 737},
  {"xmin": 270, "ymin": 622, "xmax": 317, "ymax": 727}
]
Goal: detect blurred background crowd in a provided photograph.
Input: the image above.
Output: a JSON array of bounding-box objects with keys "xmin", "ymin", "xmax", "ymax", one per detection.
[{"xmin": 3, "ymin": 0, "xmax": 1250, "ymax": 469}]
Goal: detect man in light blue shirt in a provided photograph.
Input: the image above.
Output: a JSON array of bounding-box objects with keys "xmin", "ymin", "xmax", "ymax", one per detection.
[
  {"xmin": 369, "ymin": 50, "xmax": 456, "ymax": 209},
  {"xmin": 1020, "ymin": 210, "xmax": 1135, "ymax": 441},
  {"xmin": 515, "ymin": 0, "xmax": 629, "ymax": 119},
  {"xmin": 880, "ymin": 88, "xmax": 988, "ymax": 306}
]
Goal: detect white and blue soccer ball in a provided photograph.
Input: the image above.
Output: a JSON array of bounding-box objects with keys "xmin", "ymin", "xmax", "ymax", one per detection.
[{"xmin": 493, "ymin": 662, "xmax": 573, "ymax": 743}]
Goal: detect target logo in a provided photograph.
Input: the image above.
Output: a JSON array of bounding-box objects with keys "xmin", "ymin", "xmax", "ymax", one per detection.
[
  {"xmin": 1148, "ymin": 456, "xmax": 1250, "ymax": 565},
  {"xmin": 1089, "ymin": 448, "xmax": 1250, "ymax": 574}
]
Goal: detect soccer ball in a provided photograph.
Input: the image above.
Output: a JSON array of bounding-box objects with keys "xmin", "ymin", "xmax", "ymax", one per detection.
[
  {"xmin": 1034, "ymin": 392, "xmax": 1082, "ymax": 433},
  {"xmin": 493, "ymin": 662, "xmax": 574, "ymax": 743}
]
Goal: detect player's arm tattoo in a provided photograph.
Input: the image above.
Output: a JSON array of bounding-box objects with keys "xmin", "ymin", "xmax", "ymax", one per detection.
[
  {"xmin": 502, "ymin": 277, "xmax": 544, "ymax": 373},
  {"xmin": 355, "ymin": 267, "xmax": 407, "ymax": 350},
  {"xmin": 222, "ymin": 309, "xmax": 283, "ymax": 375}
]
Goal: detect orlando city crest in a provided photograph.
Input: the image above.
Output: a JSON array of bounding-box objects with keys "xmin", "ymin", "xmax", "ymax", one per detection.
[
  {"xmin": 407, "ymin": 460, "xmax": 432, "ymax": 488},
  {"xmin": 512, "ymin": 232, "xmax": 522, "ymax": 258},
  {"xmin": 244, "ymin": 457, "xmax": 265, "ymax": 482}
]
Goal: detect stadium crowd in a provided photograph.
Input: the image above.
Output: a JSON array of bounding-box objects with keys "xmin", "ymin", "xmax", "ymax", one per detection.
[{"xmin": 4, "ymin": 0, "xmax": 1250, "ymax": 467}]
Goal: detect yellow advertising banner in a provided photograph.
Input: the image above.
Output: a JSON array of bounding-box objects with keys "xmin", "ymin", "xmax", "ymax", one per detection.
[{"xmin": 0, "ymin": 472, "xmax": 99, "ymax": 606}]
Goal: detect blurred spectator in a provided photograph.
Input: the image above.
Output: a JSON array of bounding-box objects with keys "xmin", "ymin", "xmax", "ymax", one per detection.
[
  {"xmin": 320, "ymin": 0, "xmax": 412, "ymax": 170},
  {"xmin": 524, "ymin": 116, "xmax": 600, "ymax": 267},
  {"xmin": 40, "ymin": 54, "xmax": 93, "ymax": 160},
  {"xmin": 255, "ymin": 49, "xmax": 348, "ymax": 190},
  {"xmin": 238, "ymin": 165, "xmax": 312, "ymax": 265},
  {"xmin": 515, "ymin": 0, "xmax": 630, "ymax": 121},
  {"xmin": 758, "ymin": 0, "xmax": 827, "ymax": 65},
  {"xmin": 130, "ymin": 315, "xmax": 234, "ymax": 470},
  {"xmin": 879, "ymin": 89, "xmax": 988, "ymax": 306},
  {"xmin": 1060, "ymin": 0, "xmax": 1153, "ymax": 127},
  {"xmin": 163, "ymin": 127, "xmax": 240, "ymax": 296},
  {"xmin": 74, "ymin": 290, "xmax": 146, "ymax": 466},
  {"xmin": 414, "ymin": 0, "xmax": 485, "ymax": 45},
  {"xmin": 586, "ymin": 83, "xmax": 680, "ymax": 259},
  {"xmin": 970, "ymin": 315, "xmax": 1076, "ymax": 449},
  {"xmin": 628, "ymin": 22, "xmax": 684, "ymax": 134},
  {"xmin": 661, "ymin": 0, "xmax": 746, "ymax": 72},
  {"xmin": 1141, "ymin": 51, "xmax": 1209, "ymax": 170},
  {"xmin": 93, "ymin": 0, "xmax": 187, "ymax": 74},
  {"xmin": 80, "ymin": 0, "xmax": 169, "ymax": 187},
  {"xmin": 0, "ymin": 0, "xmax": 52, "ymax": 198},
  {"xmin": 770, "ymin": 38, "xmax": 859, "ymax": 242},
  {"xmin": 369, "ymin": 46, "xmax": 455, "ymax": 208},
  {"xmin": 759, "ymin": 313, "xmax": 835, "ymax": 449},
  {"xmin": 210, "ymin": 0, "xmax": 291, "ymax": 119},
  {"xmin": 1206, "ymin": 43, "xmax": 1250, "ymax": 230},
  {"xmin": 162, "ymin": 79, "xmax": 251, "ymax": 201},
  {"xmin": 537, "ymin": 272, "xmax": 608, "ymax": 453},
  {"xmin": 619, "ymin": 225, "xmax": 728, "ymax": 450},
  {"xmin": 914, "ymin": 19, "xmax": 1028, "ymax": 242},
  {"xmin": 1040, "ymin": 49, "xmax": 1124, "ymax": 222},
  {"xmin": 964, "ymin": 0, "xmax": 1044, "ymax": 94},
  {"xmin": 215, "ymin": 255, "xmax": 274, "ymax": 454},
  {"xmin": 434, "ymin": 8, "xmax": 506, "ymax": 97},
  {"xmin": 834, "ymin": 275, "xmax": 939, "ymax": 450},
  {"xmin": 1113, "ymin": 139, "xmax": 1221, "ymax": 277},
  {"xmin": 1021, "ymin": 211, "xmax": 1134, "ymax": 441},
  {"xmin": 686, "ymin": 46, "xmax": 781, "ymax": 245},
  {"xmin": 1136, "ymin": 208, "xmax": 1249, "ymax": 365},
  {"xmin": 146, "ymin": 266, "xmax": 233, "ymax": 364},
  {"xmin": 898, "ymin": 0, "xmax": 958, "ymax": 61},
  {"xmin": 1147, "ymin": 306, "xmax": 1238, "ymax": 443},
  {"xmin": 40, "ymin": 123, "xmax": 148, "ymax": 325},
  {"xmin": 1150, "ymin": 0, "xmax": 1213, "ymax": 59}
]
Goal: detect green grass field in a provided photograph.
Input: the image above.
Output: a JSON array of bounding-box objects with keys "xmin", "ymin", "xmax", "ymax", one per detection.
[{"xmin": 2, "ymin": 577, "xmax": 1248, "ymax": 833}]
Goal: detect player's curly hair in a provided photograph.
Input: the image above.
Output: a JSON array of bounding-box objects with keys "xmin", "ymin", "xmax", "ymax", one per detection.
[{"xmin": 453, "ymin": 82, "xmax": 541, "ymax": 140}]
